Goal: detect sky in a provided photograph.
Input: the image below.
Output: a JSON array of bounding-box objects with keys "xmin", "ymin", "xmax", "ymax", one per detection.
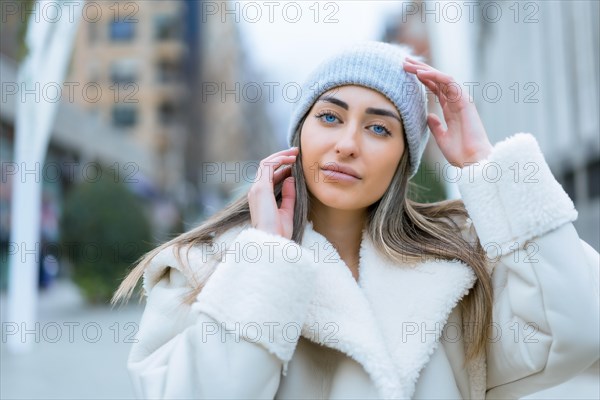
[{"xmin": 236, "ymin": 1, "xmax": 405, "ymax": 146}]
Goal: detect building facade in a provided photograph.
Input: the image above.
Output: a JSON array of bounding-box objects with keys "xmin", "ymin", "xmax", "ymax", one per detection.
[{"xmin": 67, "ymin": 0, "xmax": 189, "ymax": 199}]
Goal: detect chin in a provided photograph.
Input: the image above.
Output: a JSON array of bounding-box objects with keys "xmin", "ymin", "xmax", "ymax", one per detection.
[{"xmin": 312, "ymin": 189, "xmax": 365, "ymax": 210}]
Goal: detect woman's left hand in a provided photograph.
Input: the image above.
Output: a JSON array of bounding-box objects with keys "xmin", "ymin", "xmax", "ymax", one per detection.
[{"xmin": 403, "ymin": 57, "xmax": 493, "ymax": 168}]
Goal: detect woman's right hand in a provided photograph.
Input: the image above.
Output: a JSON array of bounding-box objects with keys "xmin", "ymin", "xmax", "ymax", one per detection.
[{"xmin": 248, "ymin": 147, "xmax": 299, "ymax": 240}]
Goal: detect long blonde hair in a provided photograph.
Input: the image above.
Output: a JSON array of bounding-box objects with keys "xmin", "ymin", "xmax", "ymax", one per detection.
[{"xmin": 112, "ymin": 114, "xmax": 492, "ymax": 364}]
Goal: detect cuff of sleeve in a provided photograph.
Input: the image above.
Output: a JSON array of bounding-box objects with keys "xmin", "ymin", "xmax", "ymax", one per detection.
[
  {"xmin": 142, "ymin": 244, "xmax": 207, "ymax": 296},
  {"xmin": 457, "ymin": 133, "xmax": 578, "ymax": 258},
  {"xmin": 191, "ymin": 227, "xmax": 317, "ymax": 370}
]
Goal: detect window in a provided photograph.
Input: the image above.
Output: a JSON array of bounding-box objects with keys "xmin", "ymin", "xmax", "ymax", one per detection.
[
  {"xmin": 110, "ymin": 19, "xmax": 135, "ymax": 41},
  {"xmin": 158, "ymin": 101, "xmax": 177, "ymax": 125},
  {"xmin": 155, "ymin": 15, "xmax": 181, "ymax": 41},
  {"xmin": 112, "ymin": 105, "xmax": 137, "ymax": 128},
  {"xmin": 156, "ymin": 59, "xmax": 182, "ymax": 83},
  {"xmin": 110, "ymin": 59, "xmax": 138, "ymax": 84}
]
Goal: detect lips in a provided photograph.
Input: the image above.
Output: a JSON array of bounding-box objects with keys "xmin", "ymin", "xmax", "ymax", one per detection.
[{"xmin": 321, "ymin": 164, "xmax": 362, "ymax": 179}]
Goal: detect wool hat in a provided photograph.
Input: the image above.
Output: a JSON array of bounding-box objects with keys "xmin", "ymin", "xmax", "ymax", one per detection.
[{"xmin": 287, "ymin": 41, "xmax": 430, "ymax": 178}]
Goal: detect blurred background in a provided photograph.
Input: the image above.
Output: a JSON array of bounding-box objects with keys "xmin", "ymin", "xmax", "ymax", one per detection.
[{"xmin": 1, "ymin": 0, "xmax": 598, "ymax": 399}]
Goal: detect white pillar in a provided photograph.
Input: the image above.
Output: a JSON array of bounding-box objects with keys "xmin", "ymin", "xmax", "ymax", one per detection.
[{"xmin": 6, "ymin": 0, "xmax": 81, "ymax": 353}]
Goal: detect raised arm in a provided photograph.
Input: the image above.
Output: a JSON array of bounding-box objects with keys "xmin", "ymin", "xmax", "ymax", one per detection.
[{"xmin": 456, "ymin": 133, "xmax": 600, "ymax": 398}]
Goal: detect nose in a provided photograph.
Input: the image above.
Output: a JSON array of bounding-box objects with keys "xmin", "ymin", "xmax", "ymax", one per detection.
[{"xmin": 334, "ymin": 121, "xmax": 361, "ymax": 157}]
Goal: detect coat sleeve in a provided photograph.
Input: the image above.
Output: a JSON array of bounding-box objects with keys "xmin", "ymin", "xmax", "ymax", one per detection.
[
  {"xmin": 456, "ymin": 133, "xmax": 600, "ymax": 399},
  {"xmin": 126, "ymin": 226, "xmax": 318, "ymax": 399}
]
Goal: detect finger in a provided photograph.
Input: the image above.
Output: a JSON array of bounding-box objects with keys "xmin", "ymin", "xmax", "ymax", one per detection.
[
  {"xmin": 418, "ymin": 76, "xmax": 447, "ymax": 108},
  {"xmin": 262, "ymin": 147, "xmax": 299, "ymax": 164},
  {"xmin": 279, "ymin": 176, "xmax": 296, "ymax": 216},
  {"xmin": 417, "ymin": 71, "xmax": 464, "ymax": 105},
  {"xmin": 417, "ymin": 75, "xmax": 441, "ymax": 95},
  {"xmin": 403, "ymin": 61, "xmax": 434, "ymax": 75},
  {"xmin": 405, "ymin": 56, "xmax": 431, "ymax": 66},
  {"xmin": 405, "ymin": 64, "xmax": 450, "ymax": 102},
  {"xmin": 272, "ymin": 164, "xmax": 292, "ymax": 184},
  {"xmin": 415, "ymin": 69, "xmax": 454, "ymax": 86},
  {"xmin": 416, "ymin": 71, "xmax": 463, "ymax": 104},
  {"xmin": 249, "ymin": 154, "xmax": 295, "ymax": 233},
  {"xmin": 260, "ymin": 150, "xmax": 297, "ymax": 185},
  {"xmin": 403, "ymin": 59, "xmax": 433, "ymax": 71},
  {"xmin": 427, "ymin": 113, "xmax": 447, "ymax": 141},
  {"xmin": 258, "ymin": 155, "xmax": 296, "ymax": 187},
  {"xmin": 405, "ymin": 58, "xmax": 458, "ymax": 90},
  {"xmin": 403, "ymin": 58, "xmax": 437, "ymax": 74},
  {"xmin": 404, "ymin": 67, "xmax": 446, "ymax": 96}
]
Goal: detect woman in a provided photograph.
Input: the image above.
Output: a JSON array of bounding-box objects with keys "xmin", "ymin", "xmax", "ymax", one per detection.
[{"xmin": 113, "ymin": 41, "xmax": 599, "ymax": 399}]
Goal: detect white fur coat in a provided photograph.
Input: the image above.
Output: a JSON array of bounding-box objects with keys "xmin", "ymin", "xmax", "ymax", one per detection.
[{"xmin": 128, "ymin": 133, "xmax": 599, "ymax": 399}]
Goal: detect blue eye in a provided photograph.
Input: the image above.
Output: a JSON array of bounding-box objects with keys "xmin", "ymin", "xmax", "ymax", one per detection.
[
  {"xmin": 370, "ymin": 124, "xmax": 391, "ymax": 136},
  {"xmin": 314, "ymin": 111, "xmax": 391, "ymax": 136},
  {"xmin": 315, "ymin": 112, "xmax": 340, "ymax": 124}
]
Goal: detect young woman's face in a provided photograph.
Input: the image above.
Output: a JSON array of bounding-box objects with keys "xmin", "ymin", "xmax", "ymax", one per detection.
[{"xmin": 300, "ymin": 85, "xmax": 406, "ymax": 210}]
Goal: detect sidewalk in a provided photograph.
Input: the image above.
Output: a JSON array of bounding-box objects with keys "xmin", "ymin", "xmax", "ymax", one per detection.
[{"xmin": 1, "ymin": 279, "xmax": 145, "ymax": 400}]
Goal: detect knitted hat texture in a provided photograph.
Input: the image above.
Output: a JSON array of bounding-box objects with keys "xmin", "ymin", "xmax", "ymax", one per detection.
[{"xmin": 287, "ymin": 41, "xmax": 430, "ymax": 178}]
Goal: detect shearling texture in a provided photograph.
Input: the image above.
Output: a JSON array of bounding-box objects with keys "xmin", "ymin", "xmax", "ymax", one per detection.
[
  {"xmin": 130, "ymin": 213, "xmax": 598, "ymax": 399},
  {"xmin": 142, "ymin": 224, "xmax": 248, "ymax": 295},
  {"xmin": 358, "ymin": 231, "xmax": 476, "ymax": 398},
  {"xmin": 457, "ymin": 133, "xmax": 578, "ymax": 261},
  {"xmin": 190, "ymin": 227, "xmax": 318, "ymax": 374},
  {"xmin": 299, "ymin": 223, "xmax": 399, "ymax": 398},
  {"xmin": 299, "ymin": 221, "xmax": 477, "ymax": 399}
]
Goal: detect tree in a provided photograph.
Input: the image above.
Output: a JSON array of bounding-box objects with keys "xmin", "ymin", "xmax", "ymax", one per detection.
[{"xmin": 60, "ymin": 166, "xmax": 153, "ymax": 304}]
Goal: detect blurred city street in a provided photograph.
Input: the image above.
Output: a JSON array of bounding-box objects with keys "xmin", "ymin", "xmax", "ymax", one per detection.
[{"xmin": 1, "ymin": 280, "xmax": 143, "ymax": 399}]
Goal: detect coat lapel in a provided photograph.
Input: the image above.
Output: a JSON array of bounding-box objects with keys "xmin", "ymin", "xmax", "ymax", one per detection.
[{"xmin": 300, "ymin": 221, "xmax": 477, "ymax": 399}]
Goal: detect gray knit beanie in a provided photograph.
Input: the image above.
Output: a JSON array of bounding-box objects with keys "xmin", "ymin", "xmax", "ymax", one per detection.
[{"xmin": 287, "ymin": 41, "xmax": 430, "ymax": 178}]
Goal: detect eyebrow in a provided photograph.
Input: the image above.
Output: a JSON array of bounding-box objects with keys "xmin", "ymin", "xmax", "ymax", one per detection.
[{"xmin": 317, "ymin": 95, "xmax": 402, "ymax": 123}]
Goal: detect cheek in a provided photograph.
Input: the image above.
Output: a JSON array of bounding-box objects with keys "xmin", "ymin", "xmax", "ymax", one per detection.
[
  {"xmin": 300, "ymin": 148, "xmax": 320, "ymax": 187},
  {"xmin": 300, "ymin": 122, "xmax": 326, "ymax": 180},
  {"xmin": 364, "ymin": 148, "xmax": 403, "ymax": 192}
]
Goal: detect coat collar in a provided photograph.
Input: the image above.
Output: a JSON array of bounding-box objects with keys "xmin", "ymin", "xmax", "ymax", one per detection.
[{"xmin": 300, "ymin": 221, "xmax": 477, "ymax": 399}]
